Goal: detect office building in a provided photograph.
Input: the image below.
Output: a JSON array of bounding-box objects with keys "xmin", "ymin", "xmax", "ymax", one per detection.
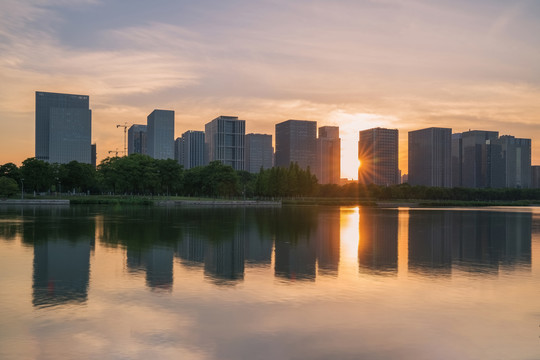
[
  {"xmin": 174, "ymin": 137, "xmax": 183, "ymax": 165},
  {"xmin": 460, "ymin": 130, "xmax": 499, "ymax": 188},
  {"xmin": 245, "ymin": 133, "xmax": 273, "ymax": 173},
  {"xmin": 181, "ymin": 130, "xmax": 206, "ymax": 169},
  {"xmin": 205, "ymin": 116, "xmax": 245, "ymax": 170},
  {"xmin": 408, "ymin": 127, "xmax": 452, "ymax": 187},
  {"xmin": 358, "ymin": 127, "xmax": 399, "ymax": 186},
  {"xmin": 91, "ymin": 144, "xmax": 97, "ymax": 168},
  {"xmin": 451, "ymin": 133, "xmax": 463, "ymax": 187},
  {"xmin": 35, "ymin": 91, "xmax": 92, "ymax": 164},
  {"xmin": 316, "ymin": 126, "xmax": 341, "ymax": 184},
  {"xmin": 495, "ymin": 136, "xmax": 531, "ymax": 188},
  {"xmin": 147, "ymin": 110, "xmax": 174, "ymax": 160},
  {"xmin": 275, "ymin": 120, "xmax": 317, "ymax": 170},
  {"xmin": 128, "ymin": 124, "xmax": 147, "ymax": 155},
  {"xmin": 532, "ymin": 166, "xmax": 540, "ymax": 188}
]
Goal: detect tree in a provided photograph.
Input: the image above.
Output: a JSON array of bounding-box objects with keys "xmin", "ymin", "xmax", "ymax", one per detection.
[
  {"xmin": 20, "ymin": 158, "xmax": 53, "ymax": 193},
  {"xmin": 0, "ymin": 177, "xmax": 19, "ymax": 198},
  {"xmin": 0, "ymin": 163, "xmax": 21, "ymax": 184}
]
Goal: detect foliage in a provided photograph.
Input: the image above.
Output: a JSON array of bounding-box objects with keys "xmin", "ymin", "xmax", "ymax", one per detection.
[
  {"xmin": 255, "ymin": 163, "xmax": 318, "ymax": 197},
  {"xmin": 0, "ymin": 177, "xmax": 19, "ymax": 197},
  {"xmin": 20, "ymin": 158, "xmax": 53, "ymax": 192}
]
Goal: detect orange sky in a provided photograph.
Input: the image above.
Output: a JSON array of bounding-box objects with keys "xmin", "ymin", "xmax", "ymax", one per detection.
[{"xmin": 1, "ymin": 0, "xmax": 539, "ymax": 179}]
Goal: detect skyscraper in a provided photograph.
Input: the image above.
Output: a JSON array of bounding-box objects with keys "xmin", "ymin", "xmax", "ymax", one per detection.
[
  {"xmin": 181, "ymin": 130, "xmax": 206, "ymax": 169},
  {"xmin": 358, "ymin": 127, "xmax": 399, "ymax": 186},
  {"xmin": 127, "ymin": 124, "xmax": 147, "ymax": 155},
  {"xmin": 495, "ymin": 135, "xmax": 531, "ymax": 188},
  {"xmin": 451, "ymin": 133, "xmax": 463, "ymax": 187},
  {"xmin": 316, "ymin": 126, "xmax": 341, "ymax": 184},
  {"xmin": 459, "ymin": 130, "xmax": 499, "ymax": 188},
  {"xmin": 147, "ymin": 110, "xmax": 174, "ymax": 160},
  {"xmin": 245, "ymin": 133, "xmax": 273, "ymax": 173},
  {"xmin": 532, "ymin": 166, "xmax": 540, "ymax": 188},
  {"xmin": 35, "ymin": 91, "xmax": 92, "ymax": 164},
  {"xmin": 205, "ymin": 116, "xmax": 245, "ymax": 170},
  {"xmin": 408, "ymin": 127, "xmax": 452, "ymax": 187},
  {"xmin": 275, "ymin": 120, "xmax": 317, "ymax": 170}
]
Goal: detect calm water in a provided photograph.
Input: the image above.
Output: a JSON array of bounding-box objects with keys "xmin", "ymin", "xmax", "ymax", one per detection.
[{"xmin": 0, "ymin": 205, "xmax": 539, "ymax": 360}]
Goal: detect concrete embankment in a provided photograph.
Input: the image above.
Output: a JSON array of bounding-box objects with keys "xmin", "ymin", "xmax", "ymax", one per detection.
[
  {"xmin": 0, "ymin": 199, "xmax": 70, "ymax": 206},
  {"xmin": 155, "ymin": 200, "xmax": 281, "ymax": 207}
]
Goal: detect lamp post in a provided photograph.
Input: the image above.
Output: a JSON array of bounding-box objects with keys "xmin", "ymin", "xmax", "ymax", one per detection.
[{"xmin": 20, "ymin": 178, "xmax": 24, "ymax": 200}]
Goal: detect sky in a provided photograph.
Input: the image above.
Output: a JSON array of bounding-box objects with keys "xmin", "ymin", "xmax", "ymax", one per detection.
[{"xmin": 1, "ymin": 0, "xmax": 539, "ymax": 179}]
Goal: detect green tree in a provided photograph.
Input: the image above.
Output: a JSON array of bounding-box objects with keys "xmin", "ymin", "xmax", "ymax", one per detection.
[
  {"xmin": 20, "ymin": 158, "xmax": 53, "ymax": 193},
  {"xmin": 0, "ymin": 177, "xmax": 19, "ymax": 198},
  {"xmin": 0, "ymin": 163, "xmax": 21, "ymax": 184}
]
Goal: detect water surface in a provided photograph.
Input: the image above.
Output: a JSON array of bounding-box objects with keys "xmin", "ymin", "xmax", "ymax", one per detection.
[{"xmin": 0, "ymin": 205, "xmax": 539, "ymax": 359}]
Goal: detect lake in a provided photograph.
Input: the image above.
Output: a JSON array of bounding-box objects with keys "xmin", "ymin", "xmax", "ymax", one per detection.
[{"xmin": 0, "ymin": 205, "xmax": 539, "ymax": 359}]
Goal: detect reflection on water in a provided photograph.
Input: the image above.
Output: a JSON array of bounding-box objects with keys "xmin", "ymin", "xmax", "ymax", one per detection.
[
  {"xmin": 358, "ymin": 210, "xmax": 398, "ymax": 275},
  {"xmin": 0, "ymin": 205, "xmax": 538, "ymax": 360},
  {"xmin": 408, "ymin": 210, "xmax": 532, "ymax": 275},
  {"xmin": 0, "ymin": 206, "xmax": 534, "ymax": 304}
]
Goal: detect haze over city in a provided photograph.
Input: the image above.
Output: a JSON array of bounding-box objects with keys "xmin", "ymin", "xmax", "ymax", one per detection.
[{"xmin": 1, "ymin": 0, "xmax": 539, "ymax": 179}]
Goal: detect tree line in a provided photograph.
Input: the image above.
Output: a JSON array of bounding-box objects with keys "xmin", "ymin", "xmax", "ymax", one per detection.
[
  {"xmin": 0, "ymin": 155, "xmax": 318, "ymax": 198},
  {"xmin": 1, "ymin": 155, "xmax": 539, "ymax": 200}
]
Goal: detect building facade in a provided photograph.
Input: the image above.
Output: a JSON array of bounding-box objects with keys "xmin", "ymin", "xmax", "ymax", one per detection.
[
  {"xmin": 147, "ymin": 110, "xmax": 174, "ymax": 160},
  {"xmin": 275, "ymin": 120, "xmax": 317, "ymax": 170},
  {"xmin": 532, "ymin": 166, "xmax": 540, "ymax": 188},
  {"xmin": 358, "ymin": 128, "xmax": 399, "ymax": 186},
  {"xmin": 127, "ymin": 124, "xmax": 147, "ymax": 155},
  {"xmin": 408, "ymin": 127, "xmax": 452, "ymax": 187},
  {"xmin": 245, "ymin": 133, "xmax": 273, "ymax": 173},
  {"xmin": 35, "ymin": 91, "xmax": 92, "ymax": 164},
  {"xmin": 181, "ymin": 130, "xmax": 206, "ymax": 169},
  {"xmin": 459, "ymin": 130, "xmax": 499, "ymax": 188},
  {"xmin": 316, "ymin": 126, "xmax": 341, "ymax": 184},
  {"xmin": 495, "ymin": 135, "xmax": 531, "ymax": 188},
  {"xmin": 205, "ymin": 116, "xmax": 245, "ymax": 170}
]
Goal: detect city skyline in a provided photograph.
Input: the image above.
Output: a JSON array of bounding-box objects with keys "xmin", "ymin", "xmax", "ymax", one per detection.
[{"xmin": 1, "ymin": 1, "xmax": 539, "ymax": 179}]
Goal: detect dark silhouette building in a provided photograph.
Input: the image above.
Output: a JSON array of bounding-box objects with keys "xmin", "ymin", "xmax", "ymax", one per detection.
[
  {"xmin": 358, "ymin": 127, "xmax": 399, "ymax": 186},
  {"xmin": 275, "ymin": 120, "xmax": 317, "ymax": 170}
]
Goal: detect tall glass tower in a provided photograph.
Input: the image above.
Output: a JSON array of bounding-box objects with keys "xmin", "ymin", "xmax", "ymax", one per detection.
[{"xmin": 35, "ymin": 91, "xmax": 92, "ymax": 164}]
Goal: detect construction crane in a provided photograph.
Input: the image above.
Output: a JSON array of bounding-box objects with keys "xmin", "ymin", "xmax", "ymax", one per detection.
[
  {"xmin": 116, "ymin": 122, "xmax": 131, "ymax": 156},
  {"xmin": 108, "ymin": 149, "xmax": 120, "ymax": 157}
]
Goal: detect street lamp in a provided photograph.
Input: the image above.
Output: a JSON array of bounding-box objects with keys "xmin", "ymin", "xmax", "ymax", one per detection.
[{"xmin": 20, "ymin": 178, "xmax": 24, "ymax": 200}]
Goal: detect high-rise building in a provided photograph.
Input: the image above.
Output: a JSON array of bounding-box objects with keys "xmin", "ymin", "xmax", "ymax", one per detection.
[
  {"xmin": 460, "ymin": 130, "xmax": 499, "ymax": 188},
  {"xmin": 358, "ymin": 128, "xmax": 399, "ymax": 186},
  {"xmin": 181, "ymin": 130, "xmax": 206, "ymax": 169},
  {"xmin": 245, "ymin": 133, "xmax": 273, "ymax": 173},
  {"xmin": 127, "ymin": 124, "xmax": 147, "ymax": 155},
  {"xmin": 408, "ymin": 127, "xmax": 452, "ymax": 187},
  {"xmin": 174, "ymin": 137, "xmax": 183, "ymax": 165},
  {"xmin": 495, "ymin": 135, "xmax": 531, "ymax": 188},
  {"xmin": 532, "ymin": 166, "xmax": 540, "ymax": 188},
  {"xmin": 205, "ymin": 116, "xmax": 245, "ymax": 170},
  {"xmin": 451, "ymin": 133, "xmax": 463, "ymax": 187},
  {"xmin": 275, "ymin": 120, "xmax": 317, "ymax": 170},
  {"xmin": 316, "ymin": 126, "xmax": 341, "ymax": 184},
  {"xmin": 35, "ymin": 91, "xmax": 92, "ymax": 164},
  {"xmin": 91, "ymin": 144, "xmax": 97, "ymax": 168},
  {"xmin": 147, "ymin": 110, "xmax": 174, "ymax": 160}
]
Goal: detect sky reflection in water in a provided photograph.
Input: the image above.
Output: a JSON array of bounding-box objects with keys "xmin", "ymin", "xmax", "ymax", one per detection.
[{"xmin": 0, "ymin": 205, "xmax": 538, "ymax": 360}]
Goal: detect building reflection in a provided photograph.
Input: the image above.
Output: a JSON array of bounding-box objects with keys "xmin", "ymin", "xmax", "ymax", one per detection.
[
  {"xmin": 408, "ymin": 210, "xmax": 532, "ymax": 275},
  {"xmin": 274, "ymin": 207, "xmax": 319, "ymax": 281},
  {"xmin": 315, "ymin": 210, "xmax": 340, "ymax": 277},
  {"xmin": 408, "ymin": 211, "xmax": 453, "ymax": 275},
  {"xmin": 358, "ymin": 209, "xmax": 398, "ymax": 275},
  {"xmin": 127, "ymin": 246, "xmax": 174, "ymax": 291},
  {"xmin": 25, "ymin": 207, "xmax": 95, "ymax": 308}
]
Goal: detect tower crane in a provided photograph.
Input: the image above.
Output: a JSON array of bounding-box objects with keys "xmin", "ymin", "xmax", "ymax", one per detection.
[{"xmin": 116, "ymin": 122, "xmax": 131, "ymax": 156}]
